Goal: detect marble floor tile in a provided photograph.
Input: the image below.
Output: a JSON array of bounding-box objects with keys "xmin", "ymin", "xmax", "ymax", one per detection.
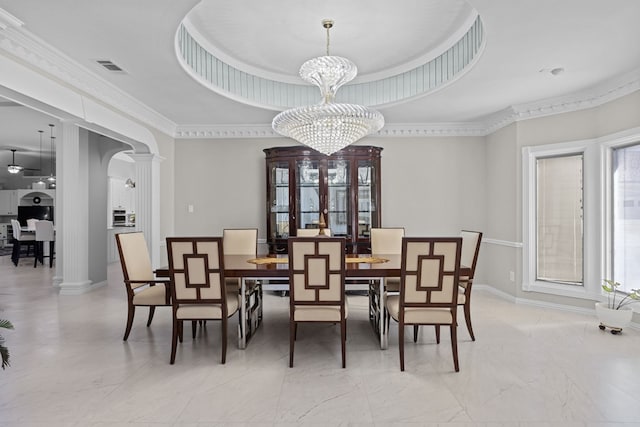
[{"xmin": 1, "ymin": 256, "xmax": 639, "ymax": 426}]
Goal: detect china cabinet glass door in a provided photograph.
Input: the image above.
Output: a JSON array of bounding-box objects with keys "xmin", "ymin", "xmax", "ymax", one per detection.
[
  {"xmin": 296, "ymin": 159, "xmax": 321, "ymax": 230},
  {"xmin": 269, "ymin": 161, "xmax": 290, "ymax": 239},
  {"xmin": 357, "ymin": 160, "xmax": 377, "ymax": 238},
  {"xmin": 327, "ymin": 159, "xmax": 351, "ymax": 237}
]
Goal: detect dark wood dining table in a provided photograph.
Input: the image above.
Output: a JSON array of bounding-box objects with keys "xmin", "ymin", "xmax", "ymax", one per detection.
[{"xmin": 157, "ymin": 254, "xmax": 470, "ymax": 350}]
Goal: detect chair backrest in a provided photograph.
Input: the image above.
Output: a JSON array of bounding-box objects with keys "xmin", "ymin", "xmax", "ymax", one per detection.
[
  {"xmin": 26, "ymin": 218, "xmax": 39, "ymax": 231},
  {"xmin": 223, "ymin": 228, "xmax": 257, "ymax": 255},
  {"xmin": 11, "ymin": 219, "xmax": 22, "ymax": 240},
  {"xmin": 288, "ymin": 237, "xmax": 345, "ymax": 306},
  {"xmin": 370, "ymin": 227, "xmax": 405, "ymax": 254},
  {"xmin": 35, "ymin": 220, "xmax": 54, "ymax": 242},
  {"xmin": 115, "ymin": 232, "xmax": 154, "ymax": 289},
  {"xmin": 400, "ymin": 237, "xmax": 462, "ymax": 308},
  {"xmin": 166, "ymin": 237, "xmax": 226, "ymax": 306},
  {"xmin": 460, "ymin": 230, "xmax": 483, "ymax": 280},
  {"xmin": 296, "ymin": 228, "xmax": 332, "ymax": 237}
]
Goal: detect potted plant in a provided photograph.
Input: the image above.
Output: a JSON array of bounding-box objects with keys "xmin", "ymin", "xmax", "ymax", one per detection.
[
  {"xmin": 0, "ymin": 318, "xmax": 13, "ymax": 369},
  {"xmin": 596, "ymin": 279, "xmax": 640, "ymax": 334}
]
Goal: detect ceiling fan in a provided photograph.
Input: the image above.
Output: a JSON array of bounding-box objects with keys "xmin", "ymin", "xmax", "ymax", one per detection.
[{"xmin": 7, "ymin": 149, "xmax": 40, "ymax": 174}]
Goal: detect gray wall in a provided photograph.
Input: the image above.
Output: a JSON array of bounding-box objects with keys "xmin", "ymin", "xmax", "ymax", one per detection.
[
  {"xmin": 172, "ymin": 135, "xmax": 487, "ymax": 276},
  {"xmin": 484, "ymin": 90, "xmax": 640, "ymax": 318},
  {"xmin": 86, "ymin": 130, "xmax": 130, "ymax": 285}
]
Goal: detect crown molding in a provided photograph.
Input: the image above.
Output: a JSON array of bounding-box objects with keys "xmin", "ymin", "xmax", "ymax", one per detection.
[
  {"xmin": 482, "ymin": 67, "xmax": 640, "ymax": 134},
  {"xmin": 174, "ymin": 122, "xmax": 491, "ymax": 139},
  {"xmin": 0, "ymin": 8, "xmax": 23, "ymax": 30},
  {"xmin": 376, "ymin": 123, "xmax": 487, "ymax": 137},
  {"xmin": 0, "ymin": 10, "xmax": 177, "ymax": 137},
  {"xmin": 175, "ymin": 124, "xmax": 280, "ymax": 139}
]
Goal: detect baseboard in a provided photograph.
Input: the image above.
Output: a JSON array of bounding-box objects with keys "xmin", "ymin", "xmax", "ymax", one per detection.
[{"xmin": 474, "ymin": 284, "xmax": 640, "ymax": 330}]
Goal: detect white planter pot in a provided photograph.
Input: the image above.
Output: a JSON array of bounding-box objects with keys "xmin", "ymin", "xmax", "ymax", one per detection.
[{"xmin": 595, "ymin": 302, "xmax": 633, "ymax": 334}]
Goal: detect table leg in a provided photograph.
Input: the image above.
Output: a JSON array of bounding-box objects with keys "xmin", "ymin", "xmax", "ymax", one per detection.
[
  {"xmin": 239, "ymin": 277, "xmax": 247, "ymax": 349},
  {"xmin": 379, "ymin": 277, "xmax": 388, "ymax": 349}
]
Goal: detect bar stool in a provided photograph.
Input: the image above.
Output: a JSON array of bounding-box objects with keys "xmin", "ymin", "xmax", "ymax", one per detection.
[
  {"xmin": 34, "ymin": 220, "xmax": 55, "ymax": 268},
  {"xmin": 11, "ymin": 219, "xmax": 35, "ymax": 266}
]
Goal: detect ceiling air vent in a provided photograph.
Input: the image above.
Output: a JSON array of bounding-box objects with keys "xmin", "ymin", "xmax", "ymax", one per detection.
[{"xmin": 96, "ymin": 60, "xmax": 125, "ymax": 73}]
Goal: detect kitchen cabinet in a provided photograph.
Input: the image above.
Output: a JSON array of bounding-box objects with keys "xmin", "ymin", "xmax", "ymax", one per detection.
[
  {"xmin": 264, "ymin": 145, "xmax": 382, "ymax": 254},
  {"xmin": 0, "ymin": 190, "xmax": 18, "ymax": 215}
]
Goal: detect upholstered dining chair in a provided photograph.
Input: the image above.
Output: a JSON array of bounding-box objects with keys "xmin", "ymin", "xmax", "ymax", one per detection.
[
  {"xmin": 223, "ymin": 228, "xmax": 262, "ymax": 334},
  {"xmin": 33, "ymin": 220, "xmax": 55, "ymax": 268},
  {"xmin": 296, "ymin": 228, "xmax": 332, "ymax": 236},
  {"xmin": 458, "ymin": 230, "xmax": 483, "ymax": 341},
  {"xmin": 10, "ymin": 219, "xmax": 35, "ymax": 266},
  {"xmin": 386, "ymin": 237, "xmax": 462, "ymax": 372},
  {"xmin": 222, "ymin": 228, "xmax": 259, "ymax": 293},
  {"xmin": 288, "ymin": 236, "xmax": 347, "ymax": 368},
  {"xmin": 370, "ymin": 227, "xmax": 405, "ymax": 292},
  {"xmin": 115, "ymin": 231, "xmax": 171, "ymax": 341},
  {"xmin": 166, "ymin": 237, "xmax": 239, "ymax": 364}
]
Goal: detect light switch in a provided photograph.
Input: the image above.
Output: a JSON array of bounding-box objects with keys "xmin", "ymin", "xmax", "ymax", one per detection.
[{"xmin": 188, "ymin": 204, "xmax": 194, "ymax": 213}]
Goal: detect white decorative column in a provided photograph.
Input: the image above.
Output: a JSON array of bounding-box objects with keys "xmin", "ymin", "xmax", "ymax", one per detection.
[
  {"xmin": 128, "ymin": 153, "xmax": 162, "ymax": 268},
  {"xmin": 57, "ymin": 122, "xmax": 92, "ymax": 294}
]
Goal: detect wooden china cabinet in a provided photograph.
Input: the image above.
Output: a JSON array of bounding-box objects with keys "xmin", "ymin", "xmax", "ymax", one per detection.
[{"xmin": 264, "ymin": 145, "xmax": 382, "ymax": 254}]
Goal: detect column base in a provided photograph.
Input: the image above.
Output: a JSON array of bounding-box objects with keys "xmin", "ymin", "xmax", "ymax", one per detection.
[{"xmin": 57, "ymin": 280, "xmax": 94, "ymax": 295}]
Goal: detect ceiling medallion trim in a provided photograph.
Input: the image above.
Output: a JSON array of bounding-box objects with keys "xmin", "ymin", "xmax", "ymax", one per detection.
[{"xmin": 175, "ymin": 15, "xmax": 485, "ymax": 111}]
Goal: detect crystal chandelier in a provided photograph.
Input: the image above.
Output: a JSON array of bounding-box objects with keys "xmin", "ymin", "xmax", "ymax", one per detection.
[{"xmin": 272, "ymin": 19, "xmax": 384, "ymax": 156}]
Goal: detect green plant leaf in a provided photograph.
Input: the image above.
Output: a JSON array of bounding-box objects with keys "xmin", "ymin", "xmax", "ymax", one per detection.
[
  {"xmin": 0, "ymin": 334, "xmax": 9, "ymax": 370},
  {"xmin": 0, "ymin": 319, "xmax": 14, "ymax": 330}
]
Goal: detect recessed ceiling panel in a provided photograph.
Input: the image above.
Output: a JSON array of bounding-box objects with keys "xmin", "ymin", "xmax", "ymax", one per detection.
[{"xmin": 177, "ymin": 0, "xmax": 483, "ymax": 110}]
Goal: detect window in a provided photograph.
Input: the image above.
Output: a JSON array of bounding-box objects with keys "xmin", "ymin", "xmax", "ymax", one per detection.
[
  {"xmin": 524, "ymin": 128, "xmax": 640, "ymax": 302},
  {"xmin": 611, "ymin": 143, "xmax": 640, "ymax": 293},
  {"xmin": 522, "ymin": 139, "xmax": 600, "ymax": 299},
  {"xmin": 536, "ymin": 155, "xmax": 583, "ymax": 285}
]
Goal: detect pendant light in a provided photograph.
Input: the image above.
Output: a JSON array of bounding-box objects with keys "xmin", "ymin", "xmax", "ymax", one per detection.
[
  {"xmin": 47, "ymin": 123, "xmax": 56, "ymax": 186},
  {"xmin": 35, "ymin": 130, "xmax": 45, "ymax": 186}
]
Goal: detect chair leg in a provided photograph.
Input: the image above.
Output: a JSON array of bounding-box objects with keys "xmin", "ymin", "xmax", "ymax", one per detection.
[
  {"xmin": 413, "ymin": 325, "xmax": 419, "ymax": 343},
  {"xmin": 146, "ymin": 306, "xmax": 156, "ymax": 327},
  {"xmin": 341, "ymin": 319, "xmax": 347, "ymax": 368},
  {"xmin": 435, "ymin": 325, "xmax": 440, "ymax": 344},
  {"xmin": 221, "ymin": 317, "xmax": 227, "ymax": 364},
  {"xmin": 49, "ymin": 241, "xmax": 55, "ymax": 267},
  {"xmin": 399, "ymin": 322, "xmax": 405, "ymax": 371},
  {"xmin": 289, "ymin": 320, "xmax": 295, "ymax": 367},
  {"xmin": 33, "ymin": 242, "xmax": 39, "ymax": 268},
  {"xmin": 178, "ymin": 321, "xmax": 184, "ymax": 343},
  {"xmin": 11, "ymin": 240, "xmax": 19, "ymax": 266},
  {"xmin": 294, "ymin": 323, "xmax": 298, "ymax": 340},
  {"xmin": 170, "ymin": 317, "xmax": 178, "ymax": 364},
  {"xmin": 463, "ymin": 301, "xmax": 475, "ymax": 341},
  {"xmin": 192, "ymin": 321, "xmax": 197, "ymax": 339},
  {"xmin": 123, "ymin": 304, "xmax": 135, "ymax": 341},
  {"xmin": 450, "ymin": 324, "xmax": 459, "ymax": 372}
]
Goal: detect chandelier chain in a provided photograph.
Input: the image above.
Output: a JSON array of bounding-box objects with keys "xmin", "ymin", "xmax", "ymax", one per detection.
[{"xmin": 323, "ymin": 19, "xmax": 333, "ymax": 56}]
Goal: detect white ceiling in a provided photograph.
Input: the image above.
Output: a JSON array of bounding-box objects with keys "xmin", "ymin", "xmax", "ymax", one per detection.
[{"xmin": 1, "ymin": 0, "xmax": 640, "ymax": 143}]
